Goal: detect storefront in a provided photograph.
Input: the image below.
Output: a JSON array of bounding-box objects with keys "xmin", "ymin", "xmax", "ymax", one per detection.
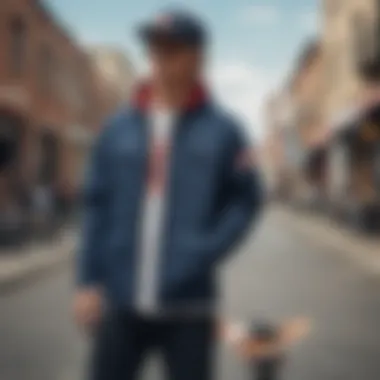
[
  {"xmin": 0, "ymin": 87, "xmax": 28, "ymax": 176},
  {"xmin": 302, "ymin": 143, "xmax": 329, "ymax": 210},
  {"xmin": 63, "ymin": 125, "xmax": 95, "ymax": 219},
  {"xmin": 0, "ymin": 110, "xmax": 28, "ymax": 246},
  {"xmin": 32, "ymin": 129, "xmax": 61, "ymax": 237},
  {"xmin": 40, "ymin": 131, "xmax": 59, "ymax": 184},
  {"xmin": 278, "ymin": 123, "xmax": 306, "ymax": 203},
  {"xmin": 0, "ymin": 111, "xmax": 23, "ymax": 173},
  {"xmin": 327, "ymin": 139, "xmax": 350, "ymax": 217},
  {"xmin": 328, "ymin": 102, "xmax": 380, "ymax": 232}
]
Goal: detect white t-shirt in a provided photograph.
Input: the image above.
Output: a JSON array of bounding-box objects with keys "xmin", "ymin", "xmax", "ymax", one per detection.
[{"xmin": 135, "ymin": 106, "xmax": 176, "ymax": 314}]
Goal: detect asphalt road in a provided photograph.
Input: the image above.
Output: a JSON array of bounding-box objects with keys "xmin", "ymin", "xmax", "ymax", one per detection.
[{"xmin": 1, "ymin": 209, "xmax": 380, "ymax": 380}]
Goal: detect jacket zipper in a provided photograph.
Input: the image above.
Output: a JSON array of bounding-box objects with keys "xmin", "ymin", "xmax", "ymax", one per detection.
[
  {"xmin": 131, "ymin": 112, "xmax": 150, "ymax": 305},
  {"xmin": 157, "ymin": 113, "xmax": 189, "ymax": 302}
]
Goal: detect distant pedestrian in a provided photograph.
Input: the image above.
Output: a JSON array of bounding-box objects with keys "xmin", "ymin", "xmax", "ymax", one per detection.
[{"xmin": 74, "ymin": 8, "xmax": 263, "ymax": 380}]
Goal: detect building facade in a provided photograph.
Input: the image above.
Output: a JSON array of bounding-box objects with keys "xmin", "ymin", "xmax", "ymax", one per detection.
[
  {"xmin": 321, "ymin": 0, "xmax": 380, "ymax": 229},
  {"xmin": 0, "ymin": 0, "xmax": 97, "ymax": 194},
  {"xmin": 291, "ymin": 39, "xmax": 330, "ymax": 206},
  {"xmin": 87, "ymin": 46, "xmax": 135, "ymax": 121},
  {"xmin": 0, "ymin": 0, "xmax": 133, "ymax": 243},
  {"xmin": 322, "ymin": 0, "xmax": 378, "ymax": 123},
  {"xmin": 264, "ymin": 0, "xmax": 380, "ymax": 230},
  {"xmin": 291, "ymin": 40, "xmax": 325, "ymax": 148},
  {"xmin": 261, "ymin": 94, "xmax": 283, "ymax": 194},
  {"xmin": 262, "ymin": 88, "xmax": 302, "ymax": 199},
  {"xmin": 265, "ymin": 39, "xmax": 326, "ymax": 205}
]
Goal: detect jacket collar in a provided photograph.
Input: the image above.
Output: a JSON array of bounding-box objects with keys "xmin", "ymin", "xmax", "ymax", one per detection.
[{"xmin": 131, "ymin": 80, "xmax": 209, "ymax": 112}]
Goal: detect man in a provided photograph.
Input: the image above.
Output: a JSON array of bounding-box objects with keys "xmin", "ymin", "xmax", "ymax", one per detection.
[{"xmin": 74, "ymin": 9, "xmax": 263, "ymax": 380}]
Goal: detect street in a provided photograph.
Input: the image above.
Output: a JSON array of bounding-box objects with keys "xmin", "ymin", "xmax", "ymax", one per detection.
[{"xmin": 1, "ymin": 208, "xmax": 380, "ymax": 380}]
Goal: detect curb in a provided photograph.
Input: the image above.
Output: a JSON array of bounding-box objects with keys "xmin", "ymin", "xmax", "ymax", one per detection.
[{"xmin": 0, "ymin": 232, "xmax": 77, "ymax": 294}]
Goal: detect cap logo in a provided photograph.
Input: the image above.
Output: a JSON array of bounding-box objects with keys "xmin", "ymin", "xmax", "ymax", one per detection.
[{"xmin": 155, "ymin": 13, "xmax": 172, "ymax": 28}]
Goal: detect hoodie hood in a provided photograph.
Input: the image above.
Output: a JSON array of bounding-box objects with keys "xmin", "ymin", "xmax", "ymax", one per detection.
[{"xmin": 131, "ymin": 80, "xmax": 209, "ymax": 112}]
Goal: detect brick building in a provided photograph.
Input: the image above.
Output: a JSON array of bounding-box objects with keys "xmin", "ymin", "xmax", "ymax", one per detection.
[
  {"xmin": 262, "ymin": 90, "xmax": 298, "ymax": 197},
  {"xmin": 0, "ymin": 0, "xmax": 119, "ymax": 242},
  {"xmin": 264, "ymin": 40, "xmax": 325, "ymax": 203},
  {"xmin": 87, "ymin": 46, "xmax": 135, "ymax": 118}
]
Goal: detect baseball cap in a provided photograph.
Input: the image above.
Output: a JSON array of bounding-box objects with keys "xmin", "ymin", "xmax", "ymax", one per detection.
[{"xmin": 138, "ymin": 9, "xmax": 207, "ymax": 47}]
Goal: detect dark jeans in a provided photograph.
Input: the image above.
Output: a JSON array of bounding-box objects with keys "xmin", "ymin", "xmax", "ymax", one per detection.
[
  {"xmin": 89, "ymin": 310, "xmax": 216, "ymax": 380},
  {"xmin": 253, "ymin": 356, "xmax": 284, "ymax": 380}
]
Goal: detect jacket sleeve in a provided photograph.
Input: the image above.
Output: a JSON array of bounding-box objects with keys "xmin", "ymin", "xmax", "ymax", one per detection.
[
  {"xmin": 76, "ymin": 125, "xmax": 111, "ymax": 287},
  {"xmin": 206, "ymin": 124, "xmax": 264, "ymax": 265}
]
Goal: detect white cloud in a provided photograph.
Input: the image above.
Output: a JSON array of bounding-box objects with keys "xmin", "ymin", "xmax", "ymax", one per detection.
[
  {"xmin": 208, "ymin": 61, "xmax": 282, "ymax": 140},
  {"xmin": 237, "ymin": 5, "xmax": 280, "ymax": 26},
  {"xmin": 237, "ymin": 5, "xmax": 320, "ymax": 33}
]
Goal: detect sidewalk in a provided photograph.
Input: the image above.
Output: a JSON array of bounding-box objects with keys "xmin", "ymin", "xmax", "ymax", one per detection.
[
  {"xmin": 0, "ymin": 227, "xmax": 77, "ymax": 292},
  {"xmin": 274, "ymin": 204, "xmax": 380, "ymax": 275}
]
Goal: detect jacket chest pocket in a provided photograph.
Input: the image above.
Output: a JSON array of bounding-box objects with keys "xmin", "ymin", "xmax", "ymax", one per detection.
[
  {"xmin": 180, "ymin": 141, "xmax": 222, "ymax": 196},
  {"xmin": 109, "ymin": 139, "xmax": 146, "ymax": 196},
  {"xmin": 173, "ymin": 140, "xmax": 223, "ymax": 224},
  {"xmin": 111, "ymin": 139, "xmax": 144, "ymax": 170},
  {"xmin": 186, "ymin": 140, "xmax": 220, "ymax": 173}
]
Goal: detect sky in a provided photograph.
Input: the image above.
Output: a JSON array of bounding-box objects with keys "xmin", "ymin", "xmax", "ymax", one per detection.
[{"xmin": 45, "ymin": 0, "xmax": 320, "ymax": 139}]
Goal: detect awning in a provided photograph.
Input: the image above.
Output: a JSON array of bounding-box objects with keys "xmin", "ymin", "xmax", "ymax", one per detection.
[
  {"xmin": 332, "ymin": 101, "xmax": 380, "ymax": 143},
  {"xmin": 328, "ymin": 88, "xmax": 380, "ymax": 138},
  {"xmin": 299, "ymin": 125, "xmax": 331, "ymax": 172},
  {"xmin": 329, "ymin": 104, "xmax": 363, "ymax": 134}
]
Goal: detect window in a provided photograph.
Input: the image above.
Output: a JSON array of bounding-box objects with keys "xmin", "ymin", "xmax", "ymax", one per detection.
[
  {"xmin": 39, "ymin": 45, "xmax": 54, "ymax": 94},
  {"xmin": 328, "ymin": 143, "xmax": 350, "ymax": 200},
  {"xmin": 324, "ymin": 0, "xmax": 343, "ymax": 17},
  {"xmin": 9, "ymin": 16, "xmax": 27, "ymax": 77},
  {"xmin": 38, "ymin": 132, "xmax": 59, "ymax": 185},
  {"xmin": 351, "ymin": 12, "xmax": 380, "ymax": 80},
  {"xmin": 325, "ymin": 40, "xmax": 349, "ymax": 94},
  {"xmin": 352, "ymin": 14, "xmax": 370, "ymax": 58},
  {"xmin": 325, "ymin": 45, "xmax": 338, "ymax": 86},
  {"xmin": 60, "ymin": 66, "xmax": 83, "ymax": 110}
]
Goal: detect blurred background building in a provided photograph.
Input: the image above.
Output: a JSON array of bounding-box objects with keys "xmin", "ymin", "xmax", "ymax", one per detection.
[
  {"xmin": 3, "ymin": 0, "xmax": 380, "ymax": 241},
  {"xmin": 265, "ymin": 0, "xmax": 380, "ymax": 232},
  {"xmin": 88, "ymin": 46, "xmax": 135, "ymax": 117},
  {"xmin": 262, "ymin": 90, "xmax": 299, "ymax": 199},
  {"xmin": 0, "ymin": 0, "xmax": 135, "ymax": 246}
]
